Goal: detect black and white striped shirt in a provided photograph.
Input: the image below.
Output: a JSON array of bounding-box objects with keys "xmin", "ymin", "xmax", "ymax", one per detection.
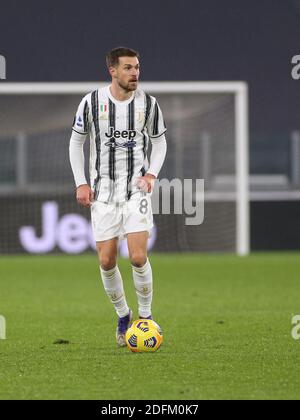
[{"xmin": 72, "ymin": 86, "xmax": 167, "ymax": 202}]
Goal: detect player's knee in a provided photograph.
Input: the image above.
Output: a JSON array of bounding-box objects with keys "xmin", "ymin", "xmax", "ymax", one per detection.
[
  {"xmin": 130, "ymin": 252, "xmax": 147, "ymax": 268},
  {"xmin": 100, "ymin": 255, "xmax": 117, "ymax": 271}
]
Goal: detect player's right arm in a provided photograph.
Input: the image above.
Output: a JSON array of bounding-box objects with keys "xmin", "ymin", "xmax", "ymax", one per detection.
[{"xmin": 69, "ymin": 96, "xmax": 94, "ymax": 208}]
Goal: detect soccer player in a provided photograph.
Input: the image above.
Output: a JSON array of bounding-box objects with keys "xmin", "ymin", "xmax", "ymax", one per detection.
[{"xmin": 69, "ymin": 47, "xmax": 167, "ymax": 346}]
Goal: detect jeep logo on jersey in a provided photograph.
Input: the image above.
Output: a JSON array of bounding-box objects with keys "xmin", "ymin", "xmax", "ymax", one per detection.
[{"xmin": 105, "ymin": 127, "xmax": 136, "ymax": 140}]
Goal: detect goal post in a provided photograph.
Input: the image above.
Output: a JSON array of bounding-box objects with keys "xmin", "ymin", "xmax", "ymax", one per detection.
[
  {"xmin": 235, "ymin": 83, "xmax": 250, "ymax": 256},
  {"xmin": 0, "ymin": 82, "xmax": 250, "ymax": 255}
]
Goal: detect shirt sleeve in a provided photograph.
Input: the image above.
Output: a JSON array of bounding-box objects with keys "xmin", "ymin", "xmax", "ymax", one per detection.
[
  {"xmin": 147, "ymin": 134, "xmax": 167, "ymax": 178},
  {"xmin": 72, "ymin": 96, "xmax": 91, "ymax": 135},
  {"xmin": 146, "ymin": 98, "xmax": 167, "ymax": 139},
  {"xmin": 69, "ymin": 130, "xmax": 88, "ymax": 188}
]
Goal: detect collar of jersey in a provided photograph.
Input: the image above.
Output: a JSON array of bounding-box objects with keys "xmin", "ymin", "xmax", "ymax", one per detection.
[{"xmin": 107, "ymin": 86, "xmax": 136, "ymax": 105}]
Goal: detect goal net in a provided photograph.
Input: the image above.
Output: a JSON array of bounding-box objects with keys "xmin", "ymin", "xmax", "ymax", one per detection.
[{"xmin": 0, "ymin": 82, "xmax": 249, "ymax": 255}]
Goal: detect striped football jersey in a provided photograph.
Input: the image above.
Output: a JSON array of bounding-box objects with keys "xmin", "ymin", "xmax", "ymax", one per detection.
[{"xmin": 72, "ymin": 86, "xmax": 166, "ymax": 203}]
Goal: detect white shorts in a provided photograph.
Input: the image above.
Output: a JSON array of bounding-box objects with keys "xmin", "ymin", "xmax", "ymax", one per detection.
[{"xmin": 91, "ymin": 194, "xmax": 153, "ymax": 242}]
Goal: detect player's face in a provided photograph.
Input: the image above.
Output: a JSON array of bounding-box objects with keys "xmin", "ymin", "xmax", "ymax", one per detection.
[{"xmin": 112, "ymin": 56, "xmax": 140, "ymax": 92}]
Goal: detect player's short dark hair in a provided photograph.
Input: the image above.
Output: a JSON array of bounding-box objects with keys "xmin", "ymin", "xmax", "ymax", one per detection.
[{"xmin": 106, "ymin": 47, "xmax": 140, "ymax": 68}]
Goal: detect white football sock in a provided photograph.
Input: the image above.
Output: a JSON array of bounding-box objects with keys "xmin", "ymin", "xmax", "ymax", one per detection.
[
  {"xmin": 100, "ymin": 266, "xmax": 129, "ymax": 318},
  {"xmin": 132, "ymin": 259, "xmax": 153, "ymax": 318}
]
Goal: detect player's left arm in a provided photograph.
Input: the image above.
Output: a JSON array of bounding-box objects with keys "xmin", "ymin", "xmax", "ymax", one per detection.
[
  {"xmin": 144, "ymin": 134, "xmax": 167, "ymax": 189},
  {"xmin": 137, "ymin": 136, "xmax": 167, "ymax": 193},
  {"xmin": 138, "ymin": 98, "xmax": 167, "ymax": 193}
]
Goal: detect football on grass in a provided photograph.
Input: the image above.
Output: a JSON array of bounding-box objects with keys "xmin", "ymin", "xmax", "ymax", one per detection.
[{"xmin": 125, "ymin": 319, "xmax": 163, "ymax": 353}]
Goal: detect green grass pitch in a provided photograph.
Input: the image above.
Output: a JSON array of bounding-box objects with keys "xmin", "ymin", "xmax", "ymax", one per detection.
[{"xmin": 0, "ymin": 253, "xmax": 300, "ymax": 400}]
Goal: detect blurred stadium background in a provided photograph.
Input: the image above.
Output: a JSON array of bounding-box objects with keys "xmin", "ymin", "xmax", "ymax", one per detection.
[
  {"xmin": 0, "ymin": 82, "xmax": 248, "ymax": 255},
  {"xmin": 0, "ymin": 0, "xmax": 300, "ymax": 254}
]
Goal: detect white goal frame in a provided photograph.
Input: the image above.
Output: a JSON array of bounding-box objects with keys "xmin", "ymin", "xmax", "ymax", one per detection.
[{"xmin": 0, "ymin": 82, "xmax": 250, "ymax": 256}]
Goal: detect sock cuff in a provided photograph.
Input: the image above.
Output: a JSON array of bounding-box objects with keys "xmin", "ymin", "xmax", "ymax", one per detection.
[
  {"xmin": 100, "ymin": 265, "xmax": 118, "ymax": 278},
  {"xmin": 132, "ymin": 259, "xmax": 151, "ymax": 275}
]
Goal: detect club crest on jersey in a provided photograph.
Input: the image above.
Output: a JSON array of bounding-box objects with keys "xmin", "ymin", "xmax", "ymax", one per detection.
[{"xmin": 137, "ymin": 110, "xmax": 145, "ymax": 124}]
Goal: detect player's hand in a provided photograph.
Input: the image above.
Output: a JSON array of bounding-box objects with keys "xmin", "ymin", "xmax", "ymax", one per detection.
[
  {"xmin": 136, "ymin": 174, "xmax": 156, "ymax": 193},
  {"xmin": 76, "ymin": 184, "xmax": 94, "ymax": 208}
]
